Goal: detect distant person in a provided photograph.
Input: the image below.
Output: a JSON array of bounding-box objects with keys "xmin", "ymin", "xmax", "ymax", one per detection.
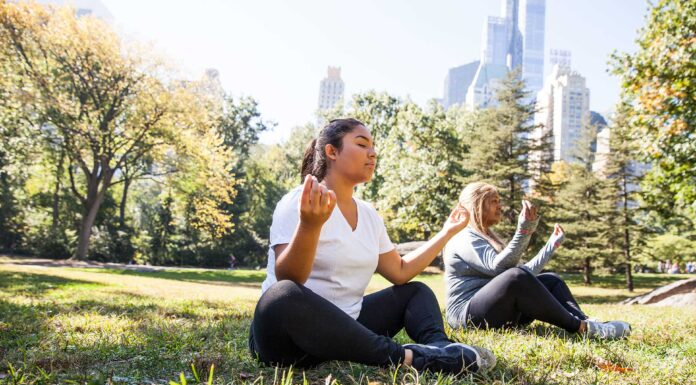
[
  {"xmin": 669, "ymin": 262, "xmax": 680, "ymax": 274},
  {"xmin": 248, "ymin": 119, "xmax": 495, "ymax": 375},
  {"xmin": 657, "ymin": 260, "xmax": 665, "ymax": 273},
  {"xmin": 444, "ymin": 182, "xmax": 631, "ymax": 340}
]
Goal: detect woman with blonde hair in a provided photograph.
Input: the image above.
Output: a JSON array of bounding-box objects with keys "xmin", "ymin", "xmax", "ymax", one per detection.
[{"xmin": 443, "ymin": 182, "xmax": 631, "ymax": 339}]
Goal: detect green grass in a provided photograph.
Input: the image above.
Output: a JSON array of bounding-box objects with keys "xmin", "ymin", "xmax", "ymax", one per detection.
[{"xmin": 1, "ymin": 257, "xmax": 694, "ymax": 384}]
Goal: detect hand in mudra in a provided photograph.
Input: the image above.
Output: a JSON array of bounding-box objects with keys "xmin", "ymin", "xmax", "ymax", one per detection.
[
  {"xmin": 299, "ymin": 175, "xmax": 336, "ymax": 229},
  {"xmin": 442, "ymin": 203, "xmax": 470, "ymax": 235},
  {"xmin": 522, "ymin": 200, "xmax": 538, "ymax": 221},
  {"xmin": 550, "ymin": 223, "xmax": 565, "ymax": 248}
]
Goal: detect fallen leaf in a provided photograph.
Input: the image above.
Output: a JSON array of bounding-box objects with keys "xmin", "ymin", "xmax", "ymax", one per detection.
[{"xmin": 594, "ymin": 357, "xmax": 634, "ymax": 373}]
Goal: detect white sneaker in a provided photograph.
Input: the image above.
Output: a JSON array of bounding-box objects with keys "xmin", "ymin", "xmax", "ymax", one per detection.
[{"xmin": 586, "ymin": 320, "xmax": 631, "ymax": 339}]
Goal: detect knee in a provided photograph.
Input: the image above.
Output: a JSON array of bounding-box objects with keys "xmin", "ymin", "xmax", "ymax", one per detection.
[
  {"xmin": 403, "ymin": 281, "xmax": 437, "ymax": 298},
  {"xmin": 404, "ymin": 280, "xmax": 430, "ymax": 292},
  {"xmin": 501, "ymin": 267, "xmax": 535, "ymax": 288},
  {"xmin": 539, "ymin": 272, "xmax": 563, "ymax": 283},
  {"xmin": 257, "ymin": 280, "xmax": 305, "ymax": 313}
]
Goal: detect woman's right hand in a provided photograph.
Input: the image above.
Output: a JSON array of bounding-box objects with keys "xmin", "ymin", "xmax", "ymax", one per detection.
[
  {"xmin": 521, "ymin": 200, "xmax": 538, "ymax": 221},
  {"xmin": 299, "ymin": 175, "xmax": 336, "ymax": 229}
]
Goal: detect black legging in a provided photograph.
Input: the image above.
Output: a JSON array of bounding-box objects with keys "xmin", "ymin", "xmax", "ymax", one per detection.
[
  {"xmin": 468, "ymin": 267, "xmax": 587, "ymax": 333},
  {"xmin": 249, "ymin": 280, "xmax": 450, "ymax": 368}
]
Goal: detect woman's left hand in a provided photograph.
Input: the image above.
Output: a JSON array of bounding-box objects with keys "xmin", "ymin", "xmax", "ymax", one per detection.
[{"xmin": 442, "ymin": 203, "xmax": 470, "ymax": 236}]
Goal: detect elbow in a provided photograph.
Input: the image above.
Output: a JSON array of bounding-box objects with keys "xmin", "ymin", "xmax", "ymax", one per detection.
[{"xmin": 275, "ymin": 265, "xmax": 308, "ymax": 285}]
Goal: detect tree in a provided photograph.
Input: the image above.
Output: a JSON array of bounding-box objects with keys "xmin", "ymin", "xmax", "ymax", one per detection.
[
  {"xmin": 611, "ymin": 0, "xmax": 696, "ymax": 222},
  {"xmin": 376, "ymin": 100, "xmax": 469, "ymax": 241},
  {"xmin": 349, "ymin": 92, "xmax": 401, "ymax": 203},
  {"xmin": 0, "ymin": 3, "xmax": 236, "ymax": 259},
  {"xmin": 638, "ymin": 234, "xmax": 696, "ymax": 266},
  {"xmin": 602, "ymin": 108, "xmax": 647, "ymax": 291},
  {"xmin": 548, "ymin": 119, "xmax": 616, "ymax": 285},
  {"xmin": 464, "ymin": 71, "xmax": 539, "ymax": 236},
  {"xmin": 546, "ymin": 121, "xmax": 617, "ymax": 284},
  {"xmin": 215, "ymin": 94, "xmax": 276, "ymax": 265}
]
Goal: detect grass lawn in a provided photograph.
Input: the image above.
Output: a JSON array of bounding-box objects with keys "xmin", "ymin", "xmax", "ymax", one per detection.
[{"xmin": 1, "ymin": 256, "xmax": 694, "ymax": 384}]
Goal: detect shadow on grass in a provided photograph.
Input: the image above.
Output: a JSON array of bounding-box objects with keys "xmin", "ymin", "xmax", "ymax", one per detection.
[
  {"xmin": 574, "ymin": 294, "xmax": 635, "ymax": 304},
  {"xmin": 0, "ymin": 270, "xmax": 259, "ymax": 383},
  {"xmin": 77, "ymin": 267, "xmax": 266, "ymax": 287},
  {"xmin": 0, "ymin": 270, "xmax": 104, "ymax": 296},
  {"xmin": 560, "ymin": 273, "xmax": 689, "ymax": 290}
]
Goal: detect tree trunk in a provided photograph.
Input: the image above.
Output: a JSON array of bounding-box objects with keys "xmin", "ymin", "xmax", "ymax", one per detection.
[
  {"xmin": 583, "ymin": 257, "xmax": 592, "ymax": 285},
  {"xmin": 622, "ymin": 174, "xmax": 634, "ymax": 292},
  {"xmin": 119, "ymin": 177, "xmax": 131, "ymax": 228},
  {"xmin": 51, "ymin": 150, "xmax": 64, "ymax": 234},
  {"xmin": 72, "ymin": 171, "xmax": 112, "ymax": 260}
]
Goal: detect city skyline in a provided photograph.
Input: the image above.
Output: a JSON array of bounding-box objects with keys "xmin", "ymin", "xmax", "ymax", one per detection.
[{"xmin": 96, "ymin": 0, "xmax": 648, "ymax": 144}]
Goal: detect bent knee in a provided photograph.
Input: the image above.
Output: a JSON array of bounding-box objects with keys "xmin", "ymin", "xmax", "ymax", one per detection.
[
  {"xmin": 404, "ymin": 280, "xmax": 430, "ymax": 292},
  {"xmin": 500, "ymin": 267, "xmax": 536, "ymax": 288},
  {"xmin": 538, "ymin": 272, "xmax": 563, "ymax": 282},
  {"xmin": 257, "ymin": 280, "xmax": 306, "ymax": 312}
]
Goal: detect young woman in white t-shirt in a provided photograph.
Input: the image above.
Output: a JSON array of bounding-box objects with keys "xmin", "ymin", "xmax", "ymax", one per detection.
[{"xmin": 248, "ymin": 118, "xmax": 496, "ymax": 375}]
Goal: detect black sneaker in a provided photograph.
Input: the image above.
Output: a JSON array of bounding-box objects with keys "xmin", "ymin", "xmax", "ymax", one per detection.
[{"xmin": 404, "ymin": 343, "xmax": 496, "ymax": 374}]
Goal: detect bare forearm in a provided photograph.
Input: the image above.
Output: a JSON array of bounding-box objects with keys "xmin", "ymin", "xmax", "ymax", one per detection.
[
  {"xmin": 399, "ymin": 230, "xmax": 453, "ymax": 282},
  {"xmin": 275, "ymin": 223, "xmax": 322, "ymax": 283}
]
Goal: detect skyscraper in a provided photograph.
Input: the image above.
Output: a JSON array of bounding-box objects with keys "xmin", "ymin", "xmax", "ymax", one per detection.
[
  {"xmin": 466, "ymin": 61, "xmax": 509, "ymax": 109},
  {"xmin": 318, "ymin": 66, "xmax": 345, "ymax": 111},
  {"xmin": 534, "ymin": 65, "xmax": 590, "ymax": 163},
  {"xmin": 549, "ymin": 49, "xmax": 572, "ymax": 72},
  {"xmin": 443, "ymin": 61, "xmax": 480, "ymax": 108},
  {"xmin": 519, "ymin": 0, "xmax": 546, "ymax": 93},
  {"xmin": 501, "ymin": 0, "xmax": 523, "ymax": 69},
  {"xmin": 463, "ymin": 0, "xmax": 545, "ymax": 109},
  {"xmin": 482, "ymin": 17, "xmax": 510, "ymax": 66}
]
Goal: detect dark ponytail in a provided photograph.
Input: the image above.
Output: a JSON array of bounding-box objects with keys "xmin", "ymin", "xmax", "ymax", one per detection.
[{"xmin": 300, "ymin": 118, "xmax": 365, "ymax": 182}]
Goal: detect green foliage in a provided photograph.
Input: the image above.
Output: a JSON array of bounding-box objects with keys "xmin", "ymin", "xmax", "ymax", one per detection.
[
  {"xmin": 464, "ymin": 71, "xmax": 547, "ymax": 239},
  {"xmin": 602, "ymin": 108, "xmax": 648, "ymax": 291},
  {"xmin": 547, "ymin": 162, "xmax": 617, "ymax": 283},
  {"xmin": 375, "ymin": 100, "xmax": 469, "ymax": 241},
  {"xmin": 638, "ymin": 234, "xmax": 696, "ymax": 265},
  {"xmin": 612, "ymin": 0, "xmax": 696, "ymax": 222},
  {"xmin": 546, "ymin": 121, "xmax": 618, "ymax": 283}
]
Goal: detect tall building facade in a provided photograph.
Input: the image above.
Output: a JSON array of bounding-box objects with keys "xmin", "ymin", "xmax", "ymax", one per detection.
[
  {"xmin": 443, "ymin": 61, "xmax": 480, "ymax": 108},
  {"xmin": 482, "ymin": 17, "xmax": 510, "ymax": 66},
  {"xmin": 318, "ymin": 66, "xmax": 344, "ymax": 111},
  {"xmin": 501, "ymin": 0, "xmax": 523, "ymax": 69},
  {"xmin": 466, "ymin": 62, "xmax": 509, "ymax": 109},
  {"xmin": 519, "ymin": 0, "xmax": 546, "ymax": 93},
  {"xmin": 534, "ymin": 65, "xmax": 590, "ymax": 163},
  {"xmin": 549, "ymin": 49, "xmax": 572, "ymax": 72},
  {"xmin": 461, "ymin": 0, "xmax": 545, "ymax": 109}
]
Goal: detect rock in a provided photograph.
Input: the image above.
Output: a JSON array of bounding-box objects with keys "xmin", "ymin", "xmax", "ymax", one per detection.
[
  {"xmin": 620, "ymin": 277, "xmax": 696, "ymax": 307},
  {"xmin": 395, "ymin": 241, "xmax": 427, "ymax": 256},
  {"xmin": 651, "ymin": 293, "xmax": 696, "ymax": 307},
  {"xmin": 395, "ymin": 241, "xmax": 443, "ymax": 268}
]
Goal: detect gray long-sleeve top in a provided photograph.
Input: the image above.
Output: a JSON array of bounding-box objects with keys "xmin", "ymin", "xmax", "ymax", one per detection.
[{"xmin": 443, "ymin": 213, "xmax": 565, "ymax": 328}]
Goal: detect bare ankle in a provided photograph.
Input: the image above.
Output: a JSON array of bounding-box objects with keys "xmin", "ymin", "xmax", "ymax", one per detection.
[
  {"xmin": 578, "ymin": 320, "xmax": 587, "ymax": 334},
  {"xmin": 404, "ymin": 349, "xmax": 413, "ymax": 366}
]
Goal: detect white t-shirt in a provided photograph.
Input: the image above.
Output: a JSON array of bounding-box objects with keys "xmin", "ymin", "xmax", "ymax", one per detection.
[{"xmin": 262, "ymin": 186, "xmax": 395, "ymax": 319}]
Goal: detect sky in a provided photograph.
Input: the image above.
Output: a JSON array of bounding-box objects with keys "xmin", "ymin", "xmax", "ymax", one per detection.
[{"xmin": 94, "ymin": 0, "xmax": 649, "ymax": 144}]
